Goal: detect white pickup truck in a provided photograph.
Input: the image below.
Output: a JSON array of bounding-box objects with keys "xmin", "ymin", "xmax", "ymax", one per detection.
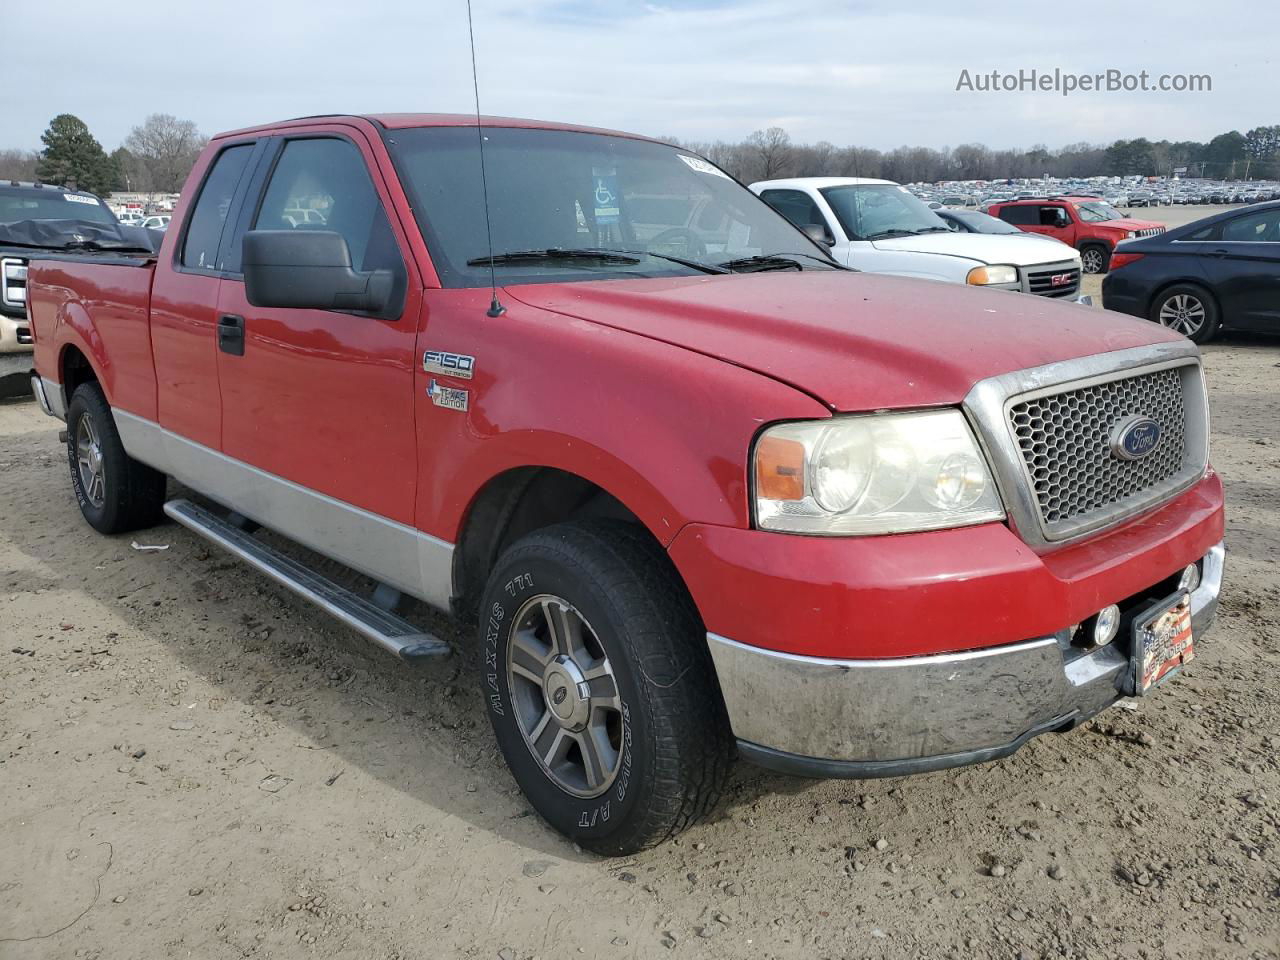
[{"xmin": 752, "ymin": 177, "xmax": 1088, "ymax": 302}]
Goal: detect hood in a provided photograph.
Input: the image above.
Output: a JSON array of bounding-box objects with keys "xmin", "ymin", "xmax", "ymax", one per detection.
[
  {"xmin": 1099, "ymin": 218, "xmax": 1164, "ymax": 232},
  {"xmin": 869, "ymin": 231, "xmax": 1078, "ymax": 265},
  {"xmin": 507, "ymin": 272, "xmax": 1181, "ymax": 411}
]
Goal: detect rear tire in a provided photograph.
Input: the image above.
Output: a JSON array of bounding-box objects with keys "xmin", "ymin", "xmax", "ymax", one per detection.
[
  {"xmin": 1080, "ymin": 244, "xmax": 1110, "ymax": 274},
  {"xmin": 1150, "ymin": 283, "xmax": 1220, "ymax": 344},
  {"xmin": 66, "ymin": 382, "xmax": 167, "ymax": 534},
  {"xmin": 478, "ymin": 520, "xmax": 732, "ymax": 855}
]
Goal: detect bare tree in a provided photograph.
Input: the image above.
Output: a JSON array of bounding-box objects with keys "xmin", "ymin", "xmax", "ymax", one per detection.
[
  {"xmin": 124, "ymin": 114, "xmax": 206, "ymax": 193},
  {"xmin": 0, "ymin": 148, "xmax": 40, "ymax": 182},
  {"xmin": 747, "ymin": 127, "xmax": 793, "ymax": 180}
]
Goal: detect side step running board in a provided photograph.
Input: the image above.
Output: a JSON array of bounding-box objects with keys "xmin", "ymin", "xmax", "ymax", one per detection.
[{"xmin": 164, "ymin": 499, "xmax": 450, "ymax": 660}]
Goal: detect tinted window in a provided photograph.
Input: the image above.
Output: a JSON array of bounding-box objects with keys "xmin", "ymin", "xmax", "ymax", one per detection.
[
  {"xmin": 996, "ymin": 205, "xmax": 1038, "ymax": 226},
  {"xmin": 254, "ymin": 137, "xmax": 402, "ymax": 276},
  {"xmin": 1039, "ymin": 205, "xmax": 1069, "ymax": 227},
  {"xmin": 1222, "ymin": 209, "xmax": 1280, "ymax": 242},
  {"xmin": 759, "ymin": 189, "xmax": 827, "ymax": 230},
  {"xmin": 383, "ymin": 126, "xmax": 824, "ymax": 287},
  {"xmin": 181, "ymin": 144, "xmax": 254, "ymax": 270}
]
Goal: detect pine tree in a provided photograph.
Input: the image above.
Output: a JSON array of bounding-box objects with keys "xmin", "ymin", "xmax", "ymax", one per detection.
[{"xmin": 34, "ymin": 114, "xmax": 114, "ymax": 195}]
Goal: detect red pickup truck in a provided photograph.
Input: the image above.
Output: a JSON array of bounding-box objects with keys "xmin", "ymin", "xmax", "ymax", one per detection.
[
  {"xmin": 988, "ymin": 197, "xmax": 1166, "ymax": 274},
  {"xmin": 25, "ymin": 114, "xmax": 1224, "ymax": 854}
]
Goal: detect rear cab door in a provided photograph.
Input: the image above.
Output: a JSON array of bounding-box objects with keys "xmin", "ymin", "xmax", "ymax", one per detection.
[{"xmin": 151, "ymin": 138, "xmax": 267, "ymax": 449}]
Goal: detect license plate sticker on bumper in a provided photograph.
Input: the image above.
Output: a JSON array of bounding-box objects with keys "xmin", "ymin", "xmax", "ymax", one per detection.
[{"xmin": 1132, "ymin": 592, "xmax": 1194, "ymax": 695}]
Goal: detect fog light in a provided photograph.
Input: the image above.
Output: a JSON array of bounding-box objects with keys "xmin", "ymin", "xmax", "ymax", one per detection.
[
  {"xmin": 1178, "ymin": 563, "xmax": 1201, "ymax": 594},
  {"xmin": 1093, "ymin": 604, "xmax": 1121, "ymax": 646}
]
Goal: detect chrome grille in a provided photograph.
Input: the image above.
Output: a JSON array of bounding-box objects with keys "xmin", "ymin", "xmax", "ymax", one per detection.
[
  {"xmin": 1026, "ymin": 265, "xmax": 1080, "ymax": 298},
  {"xmin": 1008, "ymin": 367, "xmax": 1189, "ymax": 531},
  {"xmin": 1134, "ymin": 227, "xmax": 1165, "ymax": 238}
]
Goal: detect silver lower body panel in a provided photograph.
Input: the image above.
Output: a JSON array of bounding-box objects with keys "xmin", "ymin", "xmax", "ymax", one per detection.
[{"xmin": 709, "ymin": 542, "xmax": 1224, "ymax": 776}]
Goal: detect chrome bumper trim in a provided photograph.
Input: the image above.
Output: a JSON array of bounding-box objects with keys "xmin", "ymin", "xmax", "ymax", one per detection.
[
  {"xmin": 710, "ymin": 541, "xmax": 1224, "ymax": 770},
  {"xmin": 1189, "ymin": 541, "xmax": 1225, "ymax": 636},
  {"xmin": 30, "ymin": 375, "xmax": 65, "ymax": 420}
]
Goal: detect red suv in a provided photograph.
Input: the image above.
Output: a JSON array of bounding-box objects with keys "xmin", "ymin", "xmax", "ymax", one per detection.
[{"xmin": 988, "ymin": 197, "xmax": 1165, "ymax": 274}]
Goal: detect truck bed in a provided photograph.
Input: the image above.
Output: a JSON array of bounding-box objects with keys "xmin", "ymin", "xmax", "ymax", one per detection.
[{"xmin": 27, "ymin": 255, "xmax": 160, "ymax": 421}]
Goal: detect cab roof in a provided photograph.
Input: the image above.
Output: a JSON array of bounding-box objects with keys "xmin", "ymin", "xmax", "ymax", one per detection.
[{"xmin": 213, "ymin": 113, "xmax": 660, "ymax": 144}]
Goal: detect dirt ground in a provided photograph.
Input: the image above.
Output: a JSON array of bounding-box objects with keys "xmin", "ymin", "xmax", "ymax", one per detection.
[{"xmin": 3, "ymin": 236, "xmax": 1279, "ymax": 960}]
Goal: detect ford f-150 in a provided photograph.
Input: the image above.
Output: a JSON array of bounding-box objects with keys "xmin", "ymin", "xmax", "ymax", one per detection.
[{"xmin": 25, "ymin": 114, "xmax": 1225, "ymax": 854}]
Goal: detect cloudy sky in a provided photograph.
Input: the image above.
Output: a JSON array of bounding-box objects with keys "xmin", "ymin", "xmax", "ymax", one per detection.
[{"xmin": 4, "ymin": 0, "xmax": 1276, "ymax": 152}]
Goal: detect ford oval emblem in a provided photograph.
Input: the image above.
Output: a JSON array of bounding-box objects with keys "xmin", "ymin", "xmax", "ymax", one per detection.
[{"xmin": 1110, "ymin": 415, "xmax": 1162, "ymax": 460}]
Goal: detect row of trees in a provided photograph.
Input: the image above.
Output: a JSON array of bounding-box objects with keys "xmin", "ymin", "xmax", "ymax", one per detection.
[
  {"xmin": 4, "ymin": 114, "xmax": 1278, "ymax": 196},
  {"xmin": 670, "ymin": 124, "xmax": 1280, "ymax": 185},
  {"xmin": 0, "ymin": 114, "xmax": 205, "ymax": 195}
]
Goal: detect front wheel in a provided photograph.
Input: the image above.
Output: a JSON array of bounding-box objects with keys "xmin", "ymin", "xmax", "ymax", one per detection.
[
  {"xmin": 479, "ymin": 520, "xmax": 732, "ymax": 855},
  {"xmin": 1150, "ymin": 283, "xmax": 1220, "ymax": 344}
]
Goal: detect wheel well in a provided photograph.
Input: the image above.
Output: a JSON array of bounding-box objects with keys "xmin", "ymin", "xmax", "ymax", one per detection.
[
  {"xmin": 60, "ymin": 345, "xmax": 97, "ymax": 399},
  {"xmin": 451, "ymin": 467, "xmax": 653, "ymax": 622}
]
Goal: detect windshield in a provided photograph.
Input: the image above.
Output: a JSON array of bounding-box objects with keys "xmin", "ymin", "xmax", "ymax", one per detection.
[
  {"xmin": 951, "ymin": 211, "xmax": 1021, "ymax": 234},
  {"xmin": 818, "ymin": 184, "xmax": 949, "ymax": 241},
  {"xmin": 382, "ymin": 126, "xmax": 831, "ymax": 286},
  {"xmin": 1075, "ymin": 201, "xmax": 1125, "ymax": 223},
  {"xmin": 0, "ymin": 187, "xmax": 119, "ymax": 228}
]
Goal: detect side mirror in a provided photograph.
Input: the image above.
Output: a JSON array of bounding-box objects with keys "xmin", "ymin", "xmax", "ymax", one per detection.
[
  {"xmin": 801, "ymin": 223, "xmax": 835, "ymax": 247},
  {"xmin": 243, "ymin": 230, "xmax": 396, "ymax": 316}
]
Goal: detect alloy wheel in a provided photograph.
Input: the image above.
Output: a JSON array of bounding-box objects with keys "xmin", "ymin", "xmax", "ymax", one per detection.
[
  {"xmin": 1157, "ymin": 293, "xmax": 1206, "ymax": 337},
  {"xmin": 75, "ymin": 414, "xmax": 106, "ymax": 507},
  {"xmin": 506, "ymin": 594, "xmax": 623, "ymax": 798},
  {"xmin": 1082, "ymin": 249, "xmax": 1105, "ymax": 273}
]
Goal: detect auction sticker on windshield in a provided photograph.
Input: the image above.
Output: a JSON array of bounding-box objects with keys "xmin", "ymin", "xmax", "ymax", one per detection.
[
  {"xmin": 1132, "ymin": 593, "xmax": 1194, "ymax": 695},
  {"xmin": 64, "ymin": 194, "xmax": 99, "ymax": 205},
  {"xmin": 677, "ymin": 155, "xmax": 731, "ymax": 179}
]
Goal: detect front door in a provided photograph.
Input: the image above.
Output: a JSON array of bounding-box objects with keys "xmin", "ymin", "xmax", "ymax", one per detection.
[
  {"xmin": 1210, "ymin": 207, "xmax": 1280, "ymax": 328},
  {"xmin": 214, "ymin": 131, "xmax": 421, "ymax": 528}
]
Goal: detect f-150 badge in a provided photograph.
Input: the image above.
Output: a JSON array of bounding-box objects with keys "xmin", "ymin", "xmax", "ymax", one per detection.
[
  {"xmin": 423, "ymin": 350, "xmax": 475, "ymax": 380},
  {"xmin": 427, "ymin": 379, "xmax": 469, "ymax": 412}
]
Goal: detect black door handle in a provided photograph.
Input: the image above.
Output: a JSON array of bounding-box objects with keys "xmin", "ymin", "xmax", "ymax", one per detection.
[{"xmin": 218, "ymin": 314, "xmax": 245, "ymax": 356}]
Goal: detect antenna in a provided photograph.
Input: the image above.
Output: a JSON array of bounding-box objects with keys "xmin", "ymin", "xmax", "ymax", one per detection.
[{"xmin": 466, "ymin": 0, "xmax": 505, "ymax": 317}]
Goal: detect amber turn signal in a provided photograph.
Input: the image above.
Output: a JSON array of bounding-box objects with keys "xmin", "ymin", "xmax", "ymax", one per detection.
[{"xmin": 756, "ymin": 435, "xmax": 806, "ymax": 501}]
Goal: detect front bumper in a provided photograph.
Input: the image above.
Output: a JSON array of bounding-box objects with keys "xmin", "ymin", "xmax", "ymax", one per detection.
[{"xmin": 710, "ymin": 541, "xmax": 1224, "ymax": 778}]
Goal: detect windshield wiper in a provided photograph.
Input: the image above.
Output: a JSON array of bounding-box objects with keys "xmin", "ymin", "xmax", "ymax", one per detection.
[
  {"xmin": 863, "ymin": 229, "xmax": 919, "ymax": 241},
  {"xmin": 607, "ymin": 248, "xmax": 729, "ymax": 275},
  {"xmin": 911, "ymin": 226, "xmax": 952, "ymax": 234},
  {"xmin": 720, "ymin": 252, "xmax": 849, "ymax": 272},
  {"xmin": 719, "ymin": 254, "xmax": 804, "ymax": 272},
  {"xmin": 467, "ymin": 248, "xmax": 643, "ymax": 267}
]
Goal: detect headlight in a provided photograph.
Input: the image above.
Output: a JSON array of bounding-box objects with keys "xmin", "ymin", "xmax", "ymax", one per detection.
[
  {"xmin": 754, "ymin": 410, "xmax": 1005, "ymax": 535},
  {"xmin": 966, "ymin": 264, "xmax": 1018, "ymax": 286},
  {"xmin": 1126, "ymin": 230, "xmax": 1138, "ymax": 239}
]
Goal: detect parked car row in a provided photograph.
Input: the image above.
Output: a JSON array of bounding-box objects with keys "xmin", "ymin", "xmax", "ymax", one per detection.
[
  {"xmin": 19, "ymin": 112, "xmax": 1227, "ymax": 855},
  {"xmin": 911, "ymin": 179, "xmax": 1280, "ymax": 211}
]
